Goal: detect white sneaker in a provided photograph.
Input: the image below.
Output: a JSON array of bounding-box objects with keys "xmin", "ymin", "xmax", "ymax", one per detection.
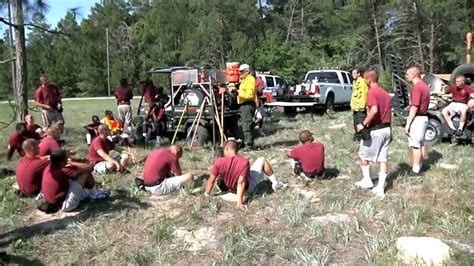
[
  {"xmin": 355, "ymin": 178, "xmax": 374, "ymax": 189},
  {"xmin": 371, "ymin": 186, "xmax": 385, "ymax": 198},
  {"xmin": 272, "ymin": 181, "xmax": 288, "ymax": 190}
]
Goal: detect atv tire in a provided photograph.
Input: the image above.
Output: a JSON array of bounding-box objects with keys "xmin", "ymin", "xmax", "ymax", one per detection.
[
  {"xmin": 425, "ymin": 118, "xmax": 442, "ymax": 145},
  {"xmin": 187, "ymin": 124, "xmax": 209, "ymax": 147}
]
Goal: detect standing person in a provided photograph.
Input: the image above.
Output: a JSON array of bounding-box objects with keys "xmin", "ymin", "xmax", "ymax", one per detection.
[
  {"xmin": 237, "ymin": 64, "xmax": 257, "ymax": 149},
  {"xmin": 139, "ymin": 79, "xmax": 158, "ymax": 108},
  {"xmin": 350, "ymin": 69, "xmax": 369, "ymax": 140},
  {"xmin": 16, "ymin": 139, "xmax": 49, "ymax": 197},
  {"xmin": 441, "ymin": 75, "xmax": 473, "ymax": 135},
  {"xmin": 114, "ymin": 78, "xmax": 134, "ymax": 133},
  {"xmin": 404, "ymin": 66, "xmax": 431, "ymax": 175},
  {"xmin": 135, "ymin": 145, "xmax": 194, "ymax": 196},
  {"xmin": 354, "ymin": 69, "xmax": 392, "ymax": 198},
  {"xmin": 287, "ymin": 130, "xmax": 326, "ymax": 181},
  {"xmin": 204, "ymin": 140, "xmax": 286, "ymax": 209},
  {"xmin": 38, "ymin": 126, "xmax": 61, "ymax": 157},
  {"xmin": 88, "ymin": 124, "xmax": 136, "ymax": 174},
  {"xmin": 34, "ymin": 75, "xmax": 64, "ymax": 128}
]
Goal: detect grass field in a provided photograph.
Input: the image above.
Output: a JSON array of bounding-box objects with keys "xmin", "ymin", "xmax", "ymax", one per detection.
[{"xmin": 0, "ymin": 99, "xmax": 473, "ymax": 265}]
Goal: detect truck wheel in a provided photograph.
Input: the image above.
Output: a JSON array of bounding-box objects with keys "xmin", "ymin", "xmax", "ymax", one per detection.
[
  {"xmin": 325, "ymin": 93, "xmax": 335, "ymax": 113},
  {"xmin": 187, "ymin": 124, "xmax": 209, "ymax": 147},
  {"xmin": 425, "ymin": 118, "xmax": 442, "ymax": 145}
]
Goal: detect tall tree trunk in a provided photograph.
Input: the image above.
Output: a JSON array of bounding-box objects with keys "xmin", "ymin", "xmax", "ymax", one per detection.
[
  {"xmin": 413, "ymin": 1, "xmax": 425, "ymax": 72},
  {"xmin": 13, "ymin": 0, "xmax": 28, "ymax": 122},
  {"xmin": 258, "ymin": 0, "xmax": 266, "ymax": 40},
  {"xmin": 286, "ymin": 3, "xmax": 296, "ymax": 41},
  {"xmin": 429, "ymin": 12, "xmax": 436, "ymax": 74},
  {"xmin": 7, "ymin": 0, "xmax": 17, "ymax": 100},
  {"xmin": 371, "ymin": 2, "xmax": 383, "ymax": 68}
]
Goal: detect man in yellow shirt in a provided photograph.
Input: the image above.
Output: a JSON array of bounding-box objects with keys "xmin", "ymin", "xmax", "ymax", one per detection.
[
  {"xmin": 350, "ymin": 69, "xmax": 369, "ymax": 140},
  {"xmin": 237, "ymin": 64, "xmax": 257, "ymax": 149}
]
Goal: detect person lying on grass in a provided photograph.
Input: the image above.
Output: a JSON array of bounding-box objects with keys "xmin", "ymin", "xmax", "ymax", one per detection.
[
  {"xmin": 88, "ymin": 124, "xmax": 136, "ymax": 174},
  {"xmin": 287, "ymin": 130, "xmax": 326, "ymax": 181},
  {"xmin": 38, "ymin": 149, "xmax": 110, "ymax": 213},
  {"xmin": 204, "ymin": 140, "xmax": 287, "ymax": 209},
  {"xmin": 134, "ymin": 145, "xmax": 194, "ymax": 196},
  {"xmin": 16, "ymin": 139, "xmax": 49, "ymax": 197}
]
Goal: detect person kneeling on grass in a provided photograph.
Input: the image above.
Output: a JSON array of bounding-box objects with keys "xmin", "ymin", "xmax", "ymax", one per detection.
[
  {"xmin": 204, "ymin": 140, "xmax": 287, "ymax": 209},
  {"xmin": 135, "ymin": 145, "xmax": 194, "ymax": 196},
  {"xmin": 38, "ymin": 150, "xmax": 110, "ymax": 213},
  {"xmin": 287, "ymin": 130, "xmax": 326, "ymax": 181},
  {"xmin": 88, "ymin": 124, "xmax": 136, "ymax": 174},
  {"xmin": 16, "ymin": 139, "xmax": 49, "ymax": 197}
]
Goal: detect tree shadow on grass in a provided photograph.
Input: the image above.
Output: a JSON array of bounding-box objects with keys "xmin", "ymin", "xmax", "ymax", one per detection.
[
  {"xmin": 0, "ymin": 252, "xmax": 43, "ymax": 265},
  {"xmin": 386, "ymin": 162, "xmax": 411, "ymax": 190},
  {"xmin": 0, "ymin": 189, "xmax": 151, "ymax": 248}
]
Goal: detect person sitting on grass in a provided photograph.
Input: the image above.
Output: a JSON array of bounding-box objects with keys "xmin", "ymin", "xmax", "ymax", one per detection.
[
  {"xmin": 25, "ymin": 115, "xmax": 45, "ymax": 139},
  {"xmin": 135, "ymin": 145, "xmax": 194, "ymax": 196},
  {"xmin": 16, "ymin": 139, "xmax": 49, "ymax": 197},
  {"xmin": 38, "ymin": 126, "xmax": 61, "ymax": 157},
  {"xmin": 38, "ymin": 150, "xmax": 110, "ymax": 213},
  {"xmin": 84, "ymin": 115, "xmax": 101, "ymax": 146},
  {"xmin": 287, "ymin": 130, "xmax": 326, "ymax": 181},
  {"xmin": 88, "ymin": 124, "xmax": 136, "ymax": 174},
  {"xmin": 7, "ymin": 123, "xmax": 29, "ymax": 160},
  {"xmin": 101, "ymin": 110, "xmax": 132, "ymax": 145},
  {"xmin": 142, "ymin": 101, "xmax": 167, "ymax": 146},
  {"xmin": 204, "ymin": 140, "xmax": 287, "ymax": 209}
]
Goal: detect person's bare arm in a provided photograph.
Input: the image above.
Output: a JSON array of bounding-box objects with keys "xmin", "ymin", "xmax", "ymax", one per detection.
[
  {"xmin": 205, "ymin": 174, "xmax": 217, "ymax": 195},
  {"xmin": 97, "ymin": 149, "xmax": 119, "ymax": 167},
  {"xmin": 114, "ymin": 146, "xmax": 136, "ymax": 163},
  {"xmin": 362, "ymin": 106, "xmax": 378, "ymax": 127},
  {"xmin": 7, "ymin": 145, "xmax": 14, "ymax": 161},
  {"xmin": 66, "ymin": 160, "xmax": 93, "ymax": 174},
  {"xmin": 35, "ymin": 101, "xmax": 51, "ymax": 110},
  {"xmin": 236, "ymin": 175, "xmax": 246, "ymax": 208}
]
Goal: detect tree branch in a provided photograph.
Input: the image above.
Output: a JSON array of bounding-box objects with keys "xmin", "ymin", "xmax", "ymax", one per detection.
[
  {"xmin": 0, "ymin": 57, "xmax": 15, "ymax": 64},
  {"xmin": 0, "ymin": 17, "xmax": 18, "ymax": 29},
  {"xmin": 0, "ymin": 16, "xmax": 69, "ymax": 36}
]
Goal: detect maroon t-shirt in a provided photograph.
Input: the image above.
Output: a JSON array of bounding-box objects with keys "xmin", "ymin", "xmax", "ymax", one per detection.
[
  {"xmin": 35, "ymin": 84, "xmax": 61, "ymax": 108},
  {"xmin": 143, "ymin": 148, "xmax": 181, "ymax": 185},
  {"xmin": 38, "ymin": 136, "xmax": 61, "ymax": 157},
  {"xmin": 447, "ymin": 84, "xmax": 473, "ymax": 104},
  {"xmin": 147, "ymin": 106, "xmax": 166, "ymax": 122},
  {"xmin": 140, "ymin": 84, "xmax": 157, "ymax": 104},
  {"xmin": 410, "ymin": 81, "xmax": 430, "ymax": 115},
  {"xmin": 289, "ymin": 142, "xmax": 325, "ymax": 174},
  {"xmin": 88, "ymin": 137, "xmax": 116, "ymax": 165},
  {"xmin": 42, "ymin": 164, "xmax": 77, "ymax": 204},
  {"xmin": 211, "ymin": 156, "xmax": 250, "ymax": 192},
  {"xmin": 367, "ymin": 85, "xmax": 392, "ymax": 126},
  {"xmin": 16, "ymin": 157, "xmax": 49, "ymax": 196},
  {"xmin": 114, "ymin": 87, "xmax": 133, "ymax": 105},
  {"xmin": 8, "ymin": 131, "xmax": 26, "ymax": 157}
]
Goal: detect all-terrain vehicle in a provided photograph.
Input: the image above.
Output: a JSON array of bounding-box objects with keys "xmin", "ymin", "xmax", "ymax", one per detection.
[{"xmin": 133, "ymin": 66, "xmax": 240, "ymax": 147}]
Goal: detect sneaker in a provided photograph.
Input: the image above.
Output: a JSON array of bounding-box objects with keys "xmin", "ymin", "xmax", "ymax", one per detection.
[
  {"xmin": 455, "ymin": 129, "xmax": 463, "ymax": 137},
  {"xmin": 355, "ymin": 178, "xmax": 374, "ymax": 189},
  {"xmin": 371, "ymin": 186, "xmax": 385, "ymax": 198},
  {"xmin": 272, "ymin": 181, "xmax": 288, "ymax": 190},
  {"xmin": 92, "ymin": 190, "xmax": 111, "ymax": 200},
  {"xmin": 257, "ymin": 129, "xmax": 266, "ymax": 137},
  {"xmin": 410, "ymin": 170, "xmax": 423, "ymax": 177}
]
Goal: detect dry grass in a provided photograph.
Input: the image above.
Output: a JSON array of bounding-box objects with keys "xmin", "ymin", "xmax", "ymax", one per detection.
[{"xmin": 0, "ymin": 100, "xmax": 473, "ymax": 264}]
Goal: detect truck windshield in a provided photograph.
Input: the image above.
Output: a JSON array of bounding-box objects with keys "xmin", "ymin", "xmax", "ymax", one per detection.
[{"xmin": 305, "ymin": 72, "xmax": 339, "ymax": 83}]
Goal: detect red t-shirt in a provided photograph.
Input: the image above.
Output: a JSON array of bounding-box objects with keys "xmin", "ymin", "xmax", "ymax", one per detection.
[
  {"xmin": 143, "ymin": 148, "xmax": 181, "ymax": 185},
  {"xmin": 140, "ymin": 84, "xmax": 157, "ymax": 104},
  {"xmin": 289, "ymin": 142, "xmax": 325, "ymax": 174},
  {"xmin": 447, "ymin": 84, "xmax": 473, "ymax": 104},
  {"xmin": 42, "ymin": 164, "xmax": 77, "ymax": 204},
  {"xmin": 410, "ymin": 81, "xmax": 430, "ymax": 115},
  {"xmin": 255, "ymin": 78, "xmax": 264, "ymax": 94},
  {"xmin": 211, "ymin": 156, "xmax": 250, "ymax": 192},
  {"xmin": 367, "ymin": 85, "xmax": 392, "ymax": 126},
  {"xmin": 8, "ymin": 131, "xmax": 26, "ymax": 157},
  {"xmin": 147, "ymin": 106, "xmax": 166, "ymax": 122},
  {"xmin": 38, "ymin": 136, "xmax": 61, "ymax": 157},
  {"xmin": 88, "ymin": 137, "xmax": 116, "ymax": 165},
  {"xmin": 35, "ymin": 84, "xmax": 61, "ymax": 108},
  {"xmin": 114, "ymin": 87, "xmax": 133, "ymax": 105},
  {"xmin": 16, "ymin": 157, "xmax": 49, "ymax": 196}
]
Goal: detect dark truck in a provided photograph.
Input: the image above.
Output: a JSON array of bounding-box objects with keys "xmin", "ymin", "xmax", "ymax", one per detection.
[{"xmin": 134, "ymin": 66, "xmax": 240, "ymax": 146}]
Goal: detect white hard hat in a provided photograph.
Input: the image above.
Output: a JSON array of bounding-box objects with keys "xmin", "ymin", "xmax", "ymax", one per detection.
[{"xmin": 238, "ymin": 64, "xmax": 250, "ymax": 71}]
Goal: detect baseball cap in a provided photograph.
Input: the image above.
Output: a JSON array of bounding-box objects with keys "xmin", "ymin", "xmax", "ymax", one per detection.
[
  {"xmin": 238, "ymin": 64, "xmax": 250, "ymax": 72},
  {"xmin": 299, "ymin": 130, "xmax": 313, "ymax": 143}
]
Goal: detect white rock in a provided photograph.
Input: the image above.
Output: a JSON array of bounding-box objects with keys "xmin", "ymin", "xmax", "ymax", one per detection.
[
  {"xmin": 173, "ymin": 227, "xmax": 217, "ymax": 252},
  {"xmin": 439, "ymin": 163, "xmax": 457, "ymax": 170},
  {"xmin": 328, "ymin": 124, "xmax": 346, "ymax": 129},
  {"xmin": 298, "ymin": 189, "xmax": 320, "ymax": 202},
  {"xmin": 311, "ymin": 213, "xmax": 354, "ymax": 225},
  {"xmin": 396, "ymin": 237, "xmax": 451, "ymax": 265},
  {"xmin": 218, "ymin": 193, "xmax": 238, "ymax": 202}
]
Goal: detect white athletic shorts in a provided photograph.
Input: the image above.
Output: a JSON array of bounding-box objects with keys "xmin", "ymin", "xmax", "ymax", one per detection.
[
  {"xmin": 247, "ymin": 157, "xmax": 265, "ymax": 194},
  {"xmin": 61, "ymin": 180, "xmax": 87, "ymax": 212},
  {"xmin": 117, "ymin": 104, "xmax": 132, "ymax": 128},
  {"xmin": 144, "ymin": 175, "xmax": 186, "ymax": 196},
  {"xmin": 408, "ymin": 116, "xmax": 429, "ymax": 149},
  {"xmin": 443, "ymin": 102, "xmax": 468, "ymax": 115},
  {"xmin": 359, "ymin": 127, "xmax": 391, "ymax": 163},
  {"xmin": 93, "ymin": 154, "xmax": 123, "ymax": 174}
]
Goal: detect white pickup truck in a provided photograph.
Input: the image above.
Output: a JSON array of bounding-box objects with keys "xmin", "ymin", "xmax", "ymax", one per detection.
[{"xmin": 266, "ymin": 69, "xmax": 353, "ymax": 114}]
